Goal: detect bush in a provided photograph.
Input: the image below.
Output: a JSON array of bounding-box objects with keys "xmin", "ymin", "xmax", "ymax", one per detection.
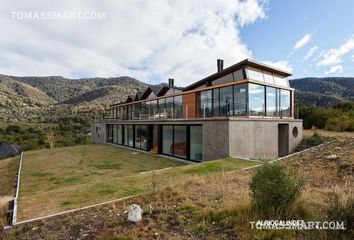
[
  {"xmin": 326, "ymin": 189, "xmax": 354, "ymax": 236},
  {"xmin": 249, "ymin": 163, "xmax": 304, "ymax": 218}
]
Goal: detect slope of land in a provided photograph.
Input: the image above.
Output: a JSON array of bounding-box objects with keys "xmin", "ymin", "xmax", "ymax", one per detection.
[
  {"xmin": 3, "ymin": 133, "xmax": 353, "ymax": 239},
  {"xmin": 290, "ymin": 77, "xmax": 354, "ymax": 107}
]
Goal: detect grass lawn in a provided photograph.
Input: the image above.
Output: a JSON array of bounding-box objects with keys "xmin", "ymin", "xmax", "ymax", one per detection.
[{"xmin": 17, "ymin": 144, "xmax": 258, "ymax": 221}]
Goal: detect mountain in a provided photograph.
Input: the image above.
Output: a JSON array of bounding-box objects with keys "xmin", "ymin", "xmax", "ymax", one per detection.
[
  {"xmin": 0, "ymin": 74, "xmax": 148, "ymax": 122},
  {"xmin": 289, "ymin": 77, "xmax": 354, "ymax": 107}
]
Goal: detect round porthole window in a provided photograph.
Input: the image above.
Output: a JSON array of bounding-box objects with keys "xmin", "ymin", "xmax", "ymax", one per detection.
[{"xmin": 292, "ymin": 126, "xmax": 298, "ymax": 138}]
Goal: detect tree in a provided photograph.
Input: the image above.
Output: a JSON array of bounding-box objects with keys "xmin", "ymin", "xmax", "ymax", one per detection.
[{"xmin": 45, "ymin": 130, "xmax": 55, "ymax": 149}]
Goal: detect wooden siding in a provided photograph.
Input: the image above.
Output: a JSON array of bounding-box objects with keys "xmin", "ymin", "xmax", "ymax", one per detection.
[{"xmin": 182, "ymin": 92, "xmax": 197, "ymax": 119}]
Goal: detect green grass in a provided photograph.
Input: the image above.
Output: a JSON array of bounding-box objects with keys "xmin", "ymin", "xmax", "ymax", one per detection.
[{"xmin": 17, "ymin": 144, "xmax": 258, "ymax": 221}]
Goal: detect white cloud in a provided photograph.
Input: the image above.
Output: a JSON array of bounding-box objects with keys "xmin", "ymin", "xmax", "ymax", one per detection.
[
  {"xmin": 304, "ymin": 46, "xmax": 318, "ymax": 60},
  {"xmin": 318, "ymin": 36, "xmax": 354, "ymax": 66},
  {"xmin": 325, "ymin": 65, "xmax": 343, "ymax": 75},
  {"xmin": 262, "ymin": 60, "xmax": 293, "ymax": 73},
  {"xmin": 293, "ymin": 34, "xmax": 312, "ymax": 50},
  {"xmin": 0, "ymin": 0, "xmax": 268, "ymax": 86}
]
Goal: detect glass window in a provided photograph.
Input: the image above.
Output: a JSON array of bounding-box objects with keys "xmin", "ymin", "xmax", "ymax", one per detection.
[
  {"xmin": 190, "ymin": 126, "xmax": 202, "ymax": 161},
  {"xmin": 213, "ymin": 88, "xmax": 220, "ymax": 117},
  {"xmin": 141, "ymin": 102, "xmax": 148, "ymax": 119},
  {"xmin": 266, "ymin": 87, "xmax": 277, "ymax": 117},
  {"xmin": 162, "ymin": 125, "xmax": 173, "ymax": 155},
  {"xmin": 234, "ymin": 84, "xmax": 248, "ymax": 115},
  {"xmin": 173, "ymin": 126, "xmax": 187, "ymax": 159},
  {"xmin": 147, "ymin": 91, "xmax": 157, "ymax": 99},
  {"xmin": 249, "ymin": 83, "xmax": 265, "ymax": 116},
  {"xmin": 124, "ymin": 125, "xmax": 134, "ymax": 147},
  {"xmin": 174, "ymin": 95, "xmax": 183, "ymax": 119},
  {"xmin": 280, "ymin": 89, "xmax": 291, "ymax": 117},
  {"xmin": 135, "ymin": 125, "xmax": 148, "ymax": 150},
  {"xmin": 122, "ymin": 106, "xmax": 127, "ymax": 120},
  {"xmin": 166, "ymin": 97, "xmax": 174, "ymax": 118},
  {"xmin": 274, "ymin": 75, "xmax": 289, "ymax": 87},
  {"xmin": 107, "ymin": 125, "xmax": 113, "ymax": 143},
  {"xmin": 117, "ymin": 125, "xmax": 123, "ymax": 144},
  {"xmin": 132, "ymin": 103, "xmax": 140, "ymax": 120},
  {"xmin": 247, "ymin": 68, "xmax": 264, "ymax": 82},
  {"xmin": 263, "ymin": 72, "xmax": 275, "ymax": 84},
  {"xmin": 220, "ymin": 86, "xmax": 233, "ymax": 116},
  {"xmin": 148, "ymin": 100, "xmax": 158, "ymax": 118},
  {"xmin": 200, "ymin": 90, "xmax": 212, "ymax": 118},
  {"xmin": 113, "ymin": 125, "xmax": 118, "ymax": 144},
  {"xmin": 213, "ymin": 73, "xmax": 234, "ymax": 85},
  {"xmin": 159, "ymin": 98, "xmax": 166, "ymax": 119},
  {"xmin": 233, "ymin": 69, "xmax": 244, "ymax": 81}
]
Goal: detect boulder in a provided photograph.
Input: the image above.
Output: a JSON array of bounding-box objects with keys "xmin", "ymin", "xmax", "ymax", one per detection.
[{"xmin": 127, "ymin": 204, "xmax": 143, "ymax": 223}]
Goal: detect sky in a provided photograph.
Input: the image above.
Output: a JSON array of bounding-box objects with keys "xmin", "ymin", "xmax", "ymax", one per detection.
[{"xmin": 0, "ymin": 0, "xmax": 354, "ymax": 86}]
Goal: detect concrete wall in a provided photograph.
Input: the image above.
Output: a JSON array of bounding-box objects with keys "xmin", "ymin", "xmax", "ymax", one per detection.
[
  {"xmin": 91, "ymin": 123, "xmax": 107, "ymax": 144},
  {"xmin": 202, "ymin": 121, "xmax": 230, "ymax": 160},
  {"xmin": 228, "ymin": 119, "xmax": 303, "ymax": 160},
  {"xmin": 229, "ymin": 120, "xmax": 278, "ymax": 160},
  {"xmin": 288, "ymin": 121, "xmax": 303, "ymax": 153}
]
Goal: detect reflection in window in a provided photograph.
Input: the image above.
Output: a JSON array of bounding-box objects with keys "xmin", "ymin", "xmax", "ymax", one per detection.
[
  {"xmin": 274, "ymin": 75, "xmax": 289, "ymax": 87},
  {"xmin": 162, "ymin": 125, "xmax": 173, "ymax": 155},
  {"xmin": 266, "ymin": 87, "xmax": 277, "ymax": 117},
  {"xmin": 200, "ymin": 90, "xmax": 212, "ymax": 117},
  {"xmin": 249, "ymin": 84, "xmax": 265, "ymax": 116},
  {"xmin": 135, "ymin": 125, "xmax": 148, "ymax": 150},
  {"xmin": 247, "ymin": 69, "xmax": 264, "ymax": 82},
  {"xmin": 220, "ymin": 86, "xmax": 233, "ymax": 116},
  {"xmin": 148, "ymin": 100, "xmax": 158, "ymax": 118},
  {"xmin": 141, "ymin": 102, "xmax": 148, "ymax": 119},
  {"xmin": 190, "ymin": 126, "xmax": 202, "ymax": 161},
  {"xmin": 174, "ymin": 95, "xmax": 183, "ymax": 118},
  {"xmin": 117, "ymin": 125, "xmax": 123, "ymax": 144},
  {"xmin": 113, "ymin": 125, "xmax": 118, "ymax": 144},
  {"xmin": 234, "ymin": 84, "xmax": 248, "ymax": 115},
  {"xmin": 173, "ymin": 126, "xmax": 187, "ymax": 159},
  {"xmin": 124, "ymin": 125, "xmax": 134, "ymax": 147},
  {"xmin": 233, "ymin": 69, "xmax": 244, "ymax": 81},
  {"xmin": 264, "ymin": 72, "xmax": 275, "ymax": 84},
  {"xmin": 166, "ymin": 97, "xmax": 174, "ymax": 118},
  {"xmin": 280, "ymin": 90, "xmax": 290, "ymax": 117},
  {"xmin": 107, "ymin": 125, "xmax": 113, "ymax": 143},
  {"xmin": 213, "ymin": 88, "xmax": 220, "ymax": 117},
  {"xmin": 213, "ymin": 73, "xmax": 234, "ymax": 85}
]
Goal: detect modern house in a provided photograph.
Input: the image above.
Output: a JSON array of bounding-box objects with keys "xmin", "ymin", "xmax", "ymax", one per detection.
[{"xmin": 91, "ymin": 59, "xmax": 302, "ymax": 161}]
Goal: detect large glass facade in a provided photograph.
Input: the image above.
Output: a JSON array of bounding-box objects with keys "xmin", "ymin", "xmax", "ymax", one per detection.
[
  {"xmin": 162, "ymin": 125, "xmax": 173, "ymax": 155},
  {"xmin": 174, "ymin": 95, "xmax": 183, "ymax": 119},
  {"xmin": 190, "ymin": 126, "xmax": 202, "ymax": 161},
  {"xmin": 266, "ymin": 86, "xmax": 277, "ymax": 117},
  {"xmin": 280, "ymin": 90, "xmax": 291, "ymax": 117},
  {"xmin": 249, "ymin": 84, "xmax": 265, "ymax": 116},
  {"xmin": 135, "ymin": 125, "xmax": 148, "ymax": 150},
  {"xmin": 124, "ymin": 125, "xmax": 134, "ymax": 147},
  {"xmin": 212, "ymin": 88, "xmax": 220, "ymax": 117},
  {"xmin": 113, "ymin": 125, "xmax": 118, "ymax": 144},
  {"xmin": 173, "ymin": 126, "xmax": 187, "ymax": 159},
  {"xmin": 200, "ymin": 90, "xmax": 212, "ymax": 118},
  {"xmin": 220, "ymin": 86, "xmax": 233, "ymax": 116},
  {"xmin": 166, "ymin": 97, "xmax": 174, "ymax": 118},
  {"xmin": 234, "ymin": 84, "xmax": 248, "ymax": 115}
]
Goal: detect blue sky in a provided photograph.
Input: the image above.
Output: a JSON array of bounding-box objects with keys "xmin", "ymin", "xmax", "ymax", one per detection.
[
  {"xmin": 0, "ymin": 0, "xmax": 353, "ymax": 85},
  {"xmin": 242, "ymin": 0, "xmax": 354, "ymax": 78}
]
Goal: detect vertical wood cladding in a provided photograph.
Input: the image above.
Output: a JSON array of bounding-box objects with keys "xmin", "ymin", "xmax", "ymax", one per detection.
[{"xmin": 182, "ymin": 92, "xmax": 197, "ymax": 118}]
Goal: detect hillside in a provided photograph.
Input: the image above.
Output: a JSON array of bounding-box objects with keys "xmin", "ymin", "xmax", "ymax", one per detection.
[
  {"xmin": 290, "ymin": 77, "xmax": 354, "ymax": 107},
  {"xmin": 0, "ymin": 75, "xmax": 148, "ymax": 122}
]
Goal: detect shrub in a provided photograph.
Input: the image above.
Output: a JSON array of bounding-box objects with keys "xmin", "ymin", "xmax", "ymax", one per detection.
[
  {"xmin": 249, "ymin": 163, "xmax": 304, "ymax": 218},
  {"xmin": 326, "ymin": 189, "xmax": 354, "ymax": 236}
]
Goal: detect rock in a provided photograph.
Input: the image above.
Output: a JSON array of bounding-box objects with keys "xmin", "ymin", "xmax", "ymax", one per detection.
[
  {"xmin": 127, "ymin": 204, "xmax": 143, "ymax": 223},
  {"xmin": 326, "ymin": 154, "xmax": 338, "ymax": 160},
  {"xmin": 334, "ymin": 147, "xmax": 342, "ymax": 151}
]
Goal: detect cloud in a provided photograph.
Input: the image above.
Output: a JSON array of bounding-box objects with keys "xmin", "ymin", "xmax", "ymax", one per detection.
[
  {"xmin": 304, "ymin": 46, "xmax": 318, "ymax": 60},
  {"xmin": 0, "ymin": 0, "xmax": 268, "ymax": 86},
  {"xmin": 317, "ymin": 36, "xmax": 354, "ymax": 66},
  {"xmin": 293, "ymin": 34, "xmax": 312, "ymax": 50},
  {"xmin": 262, "ymin": 60, "xmax": 293, "ymax": 73},
  {"xmin": 325, "ymin": 65, "xmax": 343, "ymax": 75}
]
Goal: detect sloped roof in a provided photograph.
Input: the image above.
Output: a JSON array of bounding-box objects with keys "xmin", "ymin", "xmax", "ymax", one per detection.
[{"xmin": 0, "ymin": 143, "xmax": 20, "ymax": 159}]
